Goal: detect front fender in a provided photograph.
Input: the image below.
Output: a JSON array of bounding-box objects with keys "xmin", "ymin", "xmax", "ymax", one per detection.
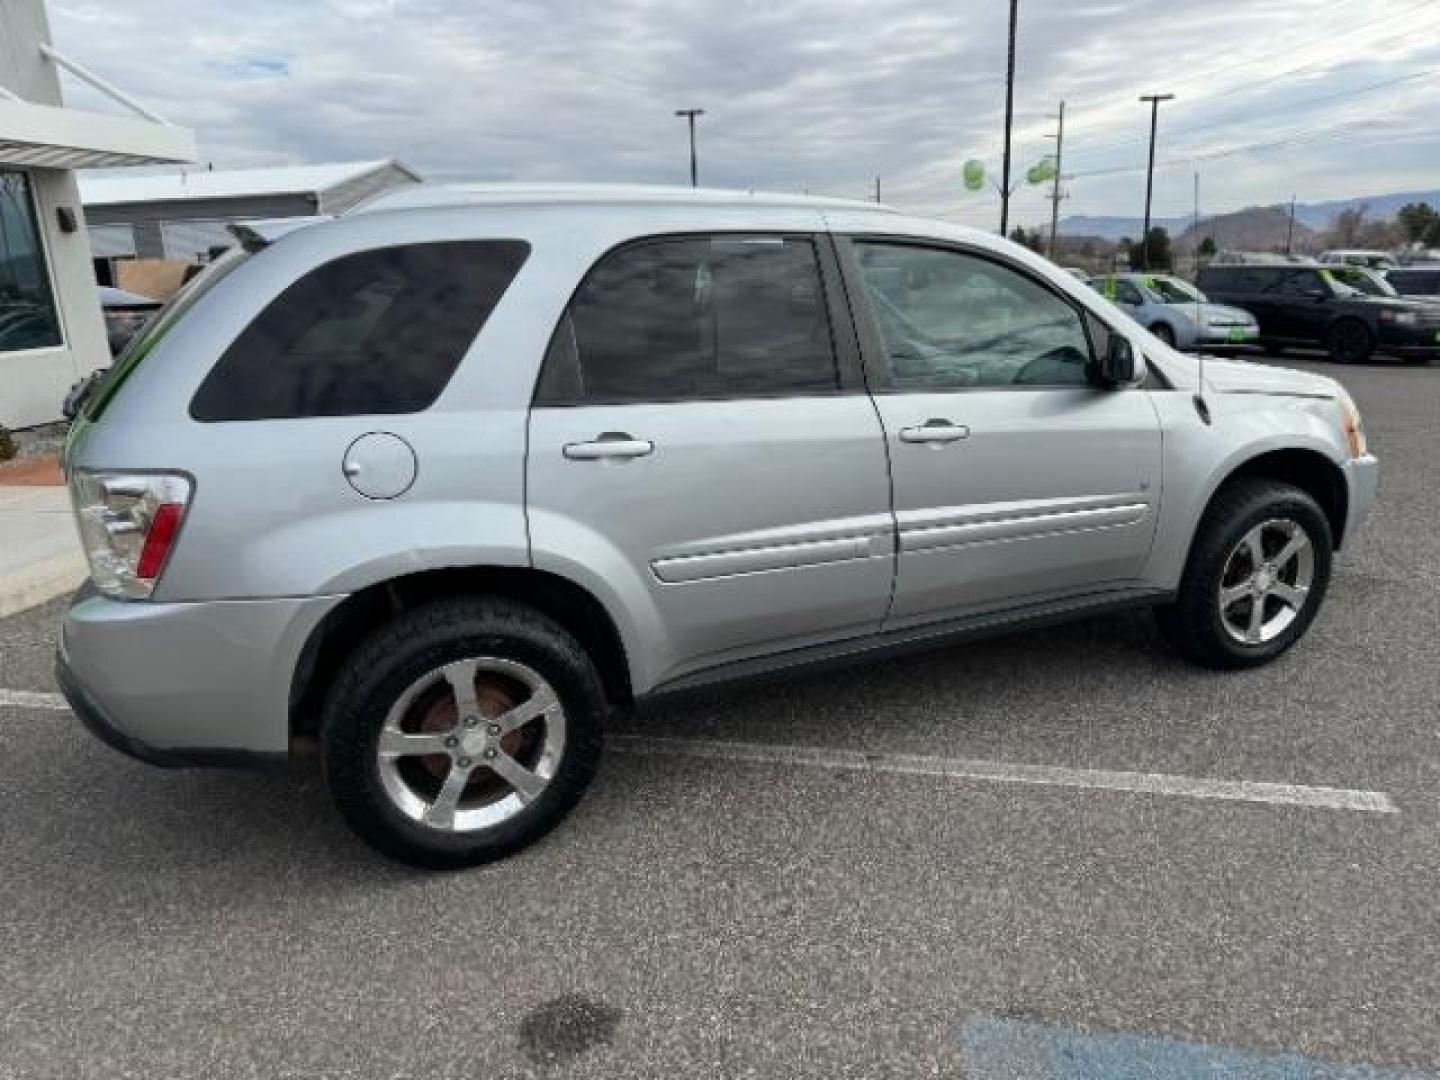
[{"xmin": 1142, "ymin": 391, "xmax": 1348, "ymax": 589}]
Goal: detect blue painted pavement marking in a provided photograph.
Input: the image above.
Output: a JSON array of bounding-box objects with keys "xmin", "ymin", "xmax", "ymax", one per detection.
[{"xmin": 960, "ymin": 1017, "xmax": 1439, "ymax": 1079}]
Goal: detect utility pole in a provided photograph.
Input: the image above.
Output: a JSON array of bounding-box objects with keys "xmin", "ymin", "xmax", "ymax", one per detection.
[
  {"xmin": 1139, "ymin": 92, "xmax": 1174, "ymax": 271},
  {"xmin": 1286, "ymin": 193, "xmax": 1297, "ymax": 255},
  {"xmin": 1045, "ymin": 100, "xmax": 1065, "ymax": 259},
  {"xmin": 674, "ymin": 108, "xmax": 704, "ymax": 187},
  {"xmin": 1192, "ymin": 171, "xmax": 1200, "ymax": 277},
  {"xmin": 874, "ymin": 176, "xmax": 882, "ymax": 203},
  {"xmin": 999, "ymin": 0, "xmax": 1019, "ymax": 236}
]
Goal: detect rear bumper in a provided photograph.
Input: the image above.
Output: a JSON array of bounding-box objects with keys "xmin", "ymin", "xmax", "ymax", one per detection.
[
  {"xmin": 57, "ymin": 583, "xmax": 342, "ymax": 765},
  {"xmin": 1342, "ymin": 454, "xmax": 1379, "ymax": 546},
  {"xmin": 55, "ymin": 652, "xmax": 282, "ymax": 769}
]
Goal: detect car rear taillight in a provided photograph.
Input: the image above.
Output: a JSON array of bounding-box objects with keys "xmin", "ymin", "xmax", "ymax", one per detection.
[{"xmin": 70, "ymin": 471, "xmax": 193, "ymax": 599}]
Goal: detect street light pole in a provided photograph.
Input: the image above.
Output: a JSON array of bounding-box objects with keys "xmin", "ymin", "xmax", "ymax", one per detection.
[
  {"xmin": 674, "ymin": 108, "xmax": 704, "ymax": 187},
  {"xmin": 1139, "ymin": 92, "xmax": 1174, "ymax": 270},
  {"xmin": 999, "ymin": 0, "xmax": 1019, "ymax": 236}
]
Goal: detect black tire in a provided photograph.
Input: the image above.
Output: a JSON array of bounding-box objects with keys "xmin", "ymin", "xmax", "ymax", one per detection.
[
  {"xmin": 1326, "ymin": 319, "xmax": 1373, "ymax": 364},
  {"xmin": 321, "ymin": 597, "xmax": 606, "ymax": 869},
  {"xmin": 1149, "ymin": 322, "xmax": 1176, "ymax": 347},
  {"xmin": 1156, "ymin": 478, "xmax": 1333, "ymax": 670}
]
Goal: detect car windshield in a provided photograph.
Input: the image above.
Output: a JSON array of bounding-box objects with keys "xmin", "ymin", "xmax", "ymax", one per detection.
[
  {"xmin": 1143, "ymin": 276, "xmax": 1205, "ymax": 304},
  {"xmin": 1324, "ymin": 266, "xmax": 1397, "ymax": 298}
]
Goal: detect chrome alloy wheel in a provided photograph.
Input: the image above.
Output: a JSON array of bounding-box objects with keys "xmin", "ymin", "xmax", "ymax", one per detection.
[
  {"xmin": 1217, "ymin": 518, "xmax": 1315, "ymax": 645},
  {"xmin": 376, "ymin": 657, "xmax": 566, "ymax": 832}
]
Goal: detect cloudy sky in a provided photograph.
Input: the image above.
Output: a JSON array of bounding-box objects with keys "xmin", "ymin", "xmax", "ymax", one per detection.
[{"xmin": 50, "ymin": 0, "xmax": 1440, "ymax": 228}]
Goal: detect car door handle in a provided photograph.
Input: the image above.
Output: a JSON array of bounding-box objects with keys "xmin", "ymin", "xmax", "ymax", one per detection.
[
  {"xmin": 562, "ymin": 433, "xmax": 655, "ymax": 461},
  {"xmin": 899, "ymin": 420, "xmax": 970, "ymax": 444}
]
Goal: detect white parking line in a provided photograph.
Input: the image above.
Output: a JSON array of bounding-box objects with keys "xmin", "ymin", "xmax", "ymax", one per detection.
[
  {"xmin": 0, "ymin": 688, "xmax": 69, "ymax": 712},
  {"xmin": 2, "ymin": 689, "xmax": 1399, "ymax": 814},
  {"xmin": 609, "ymin": 735, "xmax": 1399, "ymax": 814}
]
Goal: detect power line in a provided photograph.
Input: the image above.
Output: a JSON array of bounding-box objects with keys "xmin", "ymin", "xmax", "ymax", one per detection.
[
  {"xmin": 1064, "ymin": 66, "xmax": 1438, "ymax": 164},
  {"xmin": 1067, "ymin": 115, "xmax": 1440, "ymax": 181},
  {"xmin": 1057, "ymin": 0, "xmax": 1440, "ymax": 145}
]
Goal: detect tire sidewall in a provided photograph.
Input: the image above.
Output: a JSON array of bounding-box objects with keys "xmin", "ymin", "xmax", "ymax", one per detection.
[
  {"xmin": 1328, "ymin": 319, "xmax": 1372, "ymax": 364},
  {"xmin": 1195, "ymin": 489, "xmax": 1333, "ymax": 665},
  {"xmin": 321, "ymin": 602, "xmax": 605, "ymax": 867}
]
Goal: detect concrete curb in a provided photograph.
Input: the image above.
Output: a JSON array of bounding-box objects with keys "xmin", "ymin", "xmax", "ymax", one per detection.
[{"xmin": 0, "ymin": 552, "xmax": 86, "ymax": 618}]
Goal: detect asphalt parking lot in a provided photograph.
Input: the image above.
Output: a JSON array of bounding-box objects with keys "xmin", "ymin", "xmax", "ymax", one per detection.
[{"xmin": 2, "ymin": 354, "xmax": 1437, "ymax": 1078}]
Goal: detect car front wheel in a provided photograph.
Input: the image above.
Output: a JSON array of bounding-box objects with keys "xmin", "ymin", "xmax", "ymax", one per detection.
[
  {"xmin": 321, "ymin": 598, "xmax": 605, "ymax": 868},
  {"xmin": 1149, "ymin": 322, "xmax": 1176, "ymax": 347},
  {"xmin": 1156, "ymin": 478, "xmax": 1333, "ymax": 669},
  {"xmin": 1326, "ymin": 319, "xmax": 1373, "ymax": 364}
]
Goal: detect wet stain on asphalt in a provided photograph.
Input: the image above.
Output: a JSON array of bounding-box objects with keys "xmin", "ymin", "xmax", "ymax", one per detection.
[{"xmin": 518, "ymin": 994, "xmax": 622, "ymax": 1066}]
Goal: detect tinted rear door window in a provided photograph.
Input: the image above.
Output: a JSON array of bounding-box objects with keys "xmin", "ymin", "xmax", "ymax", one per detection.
[
  {"xmin": 535, "ymin": 236, "xmax": 839, "ymax": 404},
  {"xmin": 191, "ymin": 240, "xmax": 529, "ymax": 421}
]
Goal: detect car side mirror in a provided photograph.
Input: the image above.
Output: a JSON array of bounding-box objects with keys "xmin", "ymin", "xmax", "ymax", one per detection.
[{"xmin": 1096, "ymin": 335, "xmax": 1138, "ymax": 387}]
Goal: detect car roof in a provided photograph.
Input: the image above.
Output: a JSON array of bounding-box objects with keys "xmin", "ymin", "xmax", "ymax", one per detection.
[{"xmin": 355, "ymin": 182, "xmax": 898, "ymax": 217}]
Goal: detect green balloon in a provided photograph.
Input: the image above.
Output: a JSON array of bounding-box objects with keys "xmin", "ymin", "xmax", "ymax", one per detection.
[
  {"xmin": 962, "ymin": 159, "xmax": 986, "ymax": 192},
  {"xmin": 1026, "ymin": 157, "xmax": 1057, "ymax": 185}
]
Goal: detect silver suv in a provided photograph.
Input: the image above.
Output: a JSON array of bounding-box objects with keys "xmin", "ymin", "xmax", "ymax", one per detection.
[{"xmin": 58, "ymin": 185, "xmax": 1378, "ymax": 867}]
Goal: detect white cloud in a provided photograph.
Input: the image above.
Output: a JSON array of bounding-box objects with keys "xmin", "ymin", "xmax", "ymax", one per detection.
[{"xmin": 47, "ymin": 0, "xmax": 1440, "ymax": 226}]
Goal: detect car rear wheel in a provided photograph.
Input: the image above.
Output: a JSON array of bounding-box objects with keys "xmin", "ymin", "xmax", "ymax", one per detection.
[
  {"xmin": 1156, "ymin": 478, "xmax": 1332, "ymax": 669},
  {"xmin": 1149, "ymin": 322, "xmax": 1176, "ymax": 347},
  {"xmin": 321, "ymin": 598, "xmax": 605, "ymax": 868},
  {"xmin": 1326, "ymin": 319, "xmax": 1373, "ymax": 364}
]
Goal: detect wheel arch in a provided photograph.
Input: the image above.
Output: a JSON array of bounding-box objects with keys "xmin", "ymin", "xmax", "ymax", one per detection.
[
  {"xmin": 289, "ymin": 566, "xmax": 634, "ymax": 737},
  {"xmin": 1204, "ymin": 447, "xmax": 1349, "ymax": 550}
]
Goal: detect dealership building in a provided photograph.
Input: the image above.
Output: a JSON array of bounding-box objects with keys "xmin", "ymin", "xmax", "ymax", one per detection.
[
  {"xmin": 79, "ymin": 159, "xmax": 420, "ymax": 271},
  {"xmin": 1, "ymin": 0, "xmax": 195, "ymax": 429}
]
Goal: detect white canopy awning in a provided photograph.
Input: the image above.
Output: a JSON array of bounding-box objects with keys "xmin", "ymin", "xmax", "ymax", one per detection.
[{"xmin": 0, "ymin": 96, "xmax": 195, "ymax": 169}]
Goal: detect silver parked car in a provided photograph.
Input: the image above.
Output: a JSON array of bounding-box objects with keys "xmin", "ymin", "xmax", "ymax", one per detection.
[
  {"xmin": 58, "ymin": 185, "xmax": 1378, "ymax": 867},
  {"xmin": 1091, "ymin": 272, "xmax": 1259, "ymax": 352}
]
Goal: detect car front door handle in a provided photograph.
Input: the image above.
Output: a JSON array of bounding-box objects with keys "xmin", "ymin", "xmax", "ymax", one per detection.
[
  {"xmin": 898, "ymin": 420, "xmax": 970, "ymax": 444},
  {"xmin": 563, "ymin": 433, "xmax": 655, "ymax": 461}
]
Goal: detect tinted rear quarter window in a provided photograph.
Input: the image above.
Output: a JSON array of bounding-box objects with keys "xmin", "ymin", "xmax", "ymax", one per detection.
[
  {"xmin": 191, "ymin": 240, "xmax": 529, "ymax": 421},
  {"xmin": 1391, "ymin": 270, "xmax": 1440, "ymax": 294}
]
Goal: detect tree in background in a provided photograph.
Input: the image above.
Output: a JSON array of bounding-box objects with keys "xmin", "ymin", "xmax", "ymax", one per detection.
[
  {"xmin": 1324, "ymin": 204, "xmax": 1398, "ymax": 250},
  {"xmin": 1397, "ymin": 202, "xmax": 1440, "ymax": 246},
  {"xmin": 1198, "ymin": 236, "xmax": 1217, "ymax": 259},
  {"xmin": 1126, "ymin": 227, "xmax": 1173, "ymax": 272},
  {"xmin": 1008, "ymin": 226, "xmax": 1045, "ymax": 254},
  {"xmin": 1330, "ymin": 205, "xmax": 1368, "ymax": 247}
]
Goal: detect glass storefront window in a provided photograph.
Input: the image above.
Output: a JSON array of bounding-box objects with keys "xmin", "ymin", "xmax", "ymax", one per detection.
[{"xmin": 0, "ymin": 171, "xmax": 63, "ymax": 353}]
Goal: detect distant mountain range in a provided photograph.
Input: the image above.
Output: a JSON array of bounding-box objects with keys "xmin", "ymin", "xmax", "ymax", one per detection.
[{"xmin": 1056, "ymin": 188, "xmax": 1440, "ymax": 241}]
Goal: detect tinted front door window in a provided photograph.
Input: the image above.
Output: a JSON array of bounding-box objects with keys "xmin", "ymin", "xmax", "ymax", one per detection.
[{"xmin": 852, "ymin": 243, "xmax": 1093, "ymax": 389}]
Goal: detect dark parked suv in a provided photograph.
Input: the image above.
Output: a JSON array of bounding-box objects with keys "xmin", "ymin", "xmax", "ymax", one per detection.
[{"xmin": 1197, "ymin": 262, "xmax": 1440, "ymax": 364}]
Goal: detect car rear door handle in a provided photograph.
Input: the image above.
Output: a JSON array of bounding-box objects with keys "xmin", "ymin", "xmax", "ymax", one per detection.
[
  {"xmin": 898, "ymin": 420, "xmax": 970, "ymax": 444},
  {"xmin": 562, "ymin": 433, "xmax": 655, "ymax": 461}
]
